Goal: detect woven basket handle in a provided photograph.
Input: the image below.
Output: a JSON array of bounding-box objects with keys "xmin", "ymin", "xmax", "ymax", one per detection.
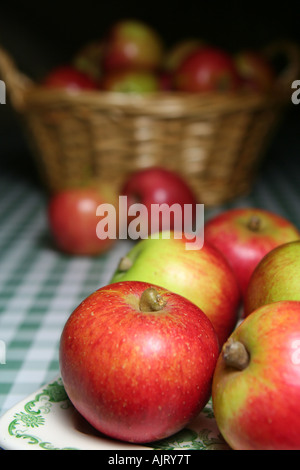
[
  {"xmin": 0, "ymin": 46, "xmax": 34, "ymax": 111},
  {"xmin": 263, "ymin": 40, "xmax": 300, "ymax": 92}
]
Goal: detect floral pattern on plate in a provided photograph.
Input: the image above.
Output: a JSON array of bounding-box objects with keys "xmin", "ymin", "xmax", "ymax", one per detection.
[{"xmin": 0, "ymin": 377, "xmax": 229, "ymax": 450}]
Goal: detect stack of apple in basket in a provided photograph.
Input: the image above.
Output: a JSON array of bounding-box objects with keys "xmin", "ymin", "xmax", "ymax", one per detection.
[{"xmin": 0, "ymin": 18, "xmax": 299, "ymax": 206}]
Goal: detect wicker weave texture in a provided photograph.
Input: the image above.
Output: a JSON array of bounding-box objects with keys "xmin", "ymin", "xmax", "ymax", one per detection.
[{"xmin": 0, "ymin": 41, "xmax": 299, "ymax": 205}]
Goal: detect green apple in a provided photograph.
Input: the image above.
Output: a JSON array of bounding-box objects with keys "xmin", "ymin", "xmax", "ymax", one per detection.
[
  {"xmin": 244, "ymin": 240, "xmax": 300, "ymax": 316},
  {"xmin": 110, "ymin": 233, "xmax": 241, "ymax": 347}
]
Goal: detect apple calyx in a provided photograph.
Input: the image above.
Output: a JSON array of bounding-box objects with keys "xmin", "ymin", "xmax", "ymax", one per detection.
[
  {"xmin": 247, "ymin": 215, "xmax": 262, "ymax": 232},
  {"xmin": 139, "ymin": 287, "xmax": 167, "ymax": 312},
  {"xmin": 222, "ymin": 337, "xmax": 250, "ymax": 370},
  {"xmin": 118, "ymin": 256, "xmax": 133, "ymax": 272}
]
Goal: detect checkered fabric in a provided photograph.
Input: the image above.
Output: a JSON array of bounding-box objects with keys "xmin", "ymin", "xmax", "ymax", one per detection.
[
  {"xmin": 0, "ymin": 175, "xmax": 134, "ymax": 415},
  {"xmin": 0, "ymin": 155, "xmax": 299, "ymax": 417}
]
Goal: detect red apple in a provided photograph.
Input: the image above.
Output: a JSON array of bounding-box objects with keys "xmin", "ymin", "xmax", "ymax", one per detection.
[
  {"xmin": 42, "ymin": 65, "xmax": 98, "ymax": 91},
  {"xmin": 244, "ymin": 240, "xmax": 300, "ymax": 316},
  {"xmin": 59, "ymin": 280, "xmax": 219, "ymax": 443},
  {"xmin": 204, "ymin": 208, "xmax": 300, "ymax": 299},
  {"xmin": 212, "ymin": 300, "xmax": 300, "ymax": 450},
  {"xmin": 120, "ymin": 167, "xmax": 199, "ymax": 236},
  {"xmin": 48, "ymin": 185, "xmax": 117, "ymax": 255},
  {"xmin": 110, "ymin": 234, "xmax": 241, "ymax": 347},
  {"xmin": 235, "ymin": 50, "xmax": 275, "ymax": 92},
  {"xmin": 102, "ymin": 19, "xmax": 164, "ymax": 72},
  {"xmin": 100, "ymin": 69, "xmax": 160, "ymax": 93},
  {"xmin": 173, "ymin": 46, "xmax": 240, "ymax": 92}
]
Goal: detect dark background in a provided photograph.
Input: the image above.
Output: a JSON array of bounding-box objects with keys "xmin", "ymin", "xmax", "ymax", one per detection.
[
  {"xmin": 1, "ymin": 1, "xmax": 300, "ymax": 77},
  {"xmin": 0, "ymin": 0, "xmax": 299, "ymax": 186}
]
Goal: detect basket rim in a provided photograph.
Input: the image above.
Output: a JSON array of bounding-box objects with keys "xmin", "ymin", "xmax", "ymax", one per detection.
[{"xmin": 20, "ymin": 86, "xmax": 287, "ymax": 117}]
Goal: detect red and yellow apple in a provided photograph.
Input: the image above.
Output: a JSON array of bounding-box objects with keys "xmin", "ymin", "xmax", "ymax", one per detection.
[
  {"xmin": 102, "ymin": 19, "xmax": 164, "ymax": 72},
  {"xmin": 244, "ymin": 240, "xmax": 300, "ymax": 316},
  {"xmin": 212, "ymin": 300, "xmax": 300, "ymax": 450},
  {"xmin": 204, "ymin": 208, "xmax": 300, "ymax": 298},
  {"xmin": 59, "ymin": 280, "xmax": 219, "ymax": 443},
  {"xmin": 235, "ymin": 50, "xmax": 275, "ymax": 92},
  {"xmin": 110, "ymin": 234, "xmax": 240, "ymax": 346},
  {"xmin": 72, "ymin": 40, "xmax": 105, "ymax": 81}
]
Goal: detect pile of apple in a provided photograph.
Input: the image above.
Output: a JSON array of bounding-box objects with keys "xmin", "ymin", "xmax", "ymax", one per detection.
[
  {"xmin": 55, "ymin": 163, "xmax": 300, "ymax": 449},
  {"xmin": 47, "ymin": 166, "xmax": 199, "ymax": 256},
  {"xmin": 42, "ymin": 18, "xmax": 276, "ymax": 94}
]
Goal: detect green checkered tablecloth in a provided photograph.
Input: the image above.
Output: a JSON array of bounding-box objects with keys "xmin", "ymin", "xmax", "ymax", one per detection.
[
  {"xmin": 0, "ymin": 174, "xmax": 135, "ymax": 416},
  {"xmin": 0, "ymin": 151, "xmax": 299, "ymax": 419}
]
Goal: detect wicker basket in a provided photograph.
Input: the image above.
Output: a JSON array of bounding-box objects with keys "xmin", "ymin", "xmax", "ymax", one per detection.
[{"xmin": 0, "ymin": 41, "xmax": 299, "ymax": 205}]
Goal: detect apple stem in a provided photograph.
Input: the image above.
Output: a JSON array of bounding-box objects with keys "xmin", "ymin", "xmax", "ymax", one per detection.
[
  {"xmin": 222, "ymin": 337, "xmax": 250, "ymax": 370},
  {"xmin": 139, "ymin": 287, "xmax": 167, "ymax": 312},
  {"xmin": 247, "ymin": 215, "xmax": 261, "ymax": 232},
  {"xmin": 118, "ymin": 256, "xmax": 133, "ymax": 272}
]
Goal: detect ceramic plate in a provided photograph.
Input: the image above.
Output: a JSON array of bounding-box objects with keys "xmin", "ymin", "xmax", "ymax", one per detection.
[{"xmin": 0, "ymin": 376, "xmax": 229, "ymax": 450}]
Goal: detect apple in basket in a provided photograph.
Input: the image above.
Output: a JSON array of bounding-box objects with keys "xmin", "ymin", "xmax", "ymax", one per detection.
[
  {"xmin": 158, "ymin": 39, "xmax": 204, "ymax": 91},
  {"xmin": 100, "ymin": 69, "xmax": 160, "ymax": 93},
  {"xmin": 42, "ymin": 65, "xmax": 98, "ymax": 91},
  {"xmin": 173, "ymin": 46, "xmax": 241, "ymax": 92},
  {"xmin": 48, "ymin": 186, "xmax": 117, "ymax": 256},
  {"xmin": 59, "ymin": 280, "xmax": 219, "ymax": 443},
  {"xmin": 110, "ymin": 233, "xmax": 241, "ymax": 347},
  {"xmin": 157, "ymin": 70, "xmax": 173, "ymax": 91},
  {"xmin": 244, "ymin": 240, "xmax": 300, "ymax": 316},
  {"xmin": 235, "ymin": 50, "xmax": 275, "ymax": 92},
  {"xmin": 204, "ymin": 208, "xmax": 300, "ymax": 299},
  {"xmin": 212, "ymin": 300, "xmax": 300, "ymax": 450},
  {"xmin": 72, "ymin": 39, "xmax": 105, "ymax": 81},
  {"xmin": 101, "ymin": 19, "xmax": 164, "ymax": 72},
  {"xmin": 120, "ymin": 167, "xmax": 199, "ymax": 236},
  {"xmin": 163, "ymin": 38, "xmax": 204, "ymax": 72}
]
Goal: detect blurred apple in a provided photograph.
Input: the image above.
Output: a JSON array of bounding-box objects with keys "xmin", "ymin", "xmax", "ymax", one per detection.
[
  {"xmin": 42, "ymin": 65, "xmax": 98, "ymax": 91},
  {"xmin": 163, "ymin": 38, "xmax": 203, "ymax": 72},
  {"xmin": 173, "ymin": 46, "xmax": 240, "ymax": 92},
  {"xmin": 102, "ymin": 19, "xmax": 164, "ymax": 72},
  {"xmin": 244, "ymin": 240, "xmax": 300, "ymax": 316},
  {"xmin": 48, "ymin": 185, "xmax": 117, "ymax": 255},
  {"xmin": 72, "ymin": 40, "xmax": 104, "ymax": 81},
  {"xmin": 157, "ymin": 71, "xmax": 173, "ymax": 91},
  {"xmin": 120, "ymin": 167, "xmax": 198, "ymax": 235},
  {"xmin": 100, "ymin": 69, "xmax": 160, "ymax": 93},
  {"xmin": 235, "ymin": 50, "xmax": 275, "ymax": 92}
]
